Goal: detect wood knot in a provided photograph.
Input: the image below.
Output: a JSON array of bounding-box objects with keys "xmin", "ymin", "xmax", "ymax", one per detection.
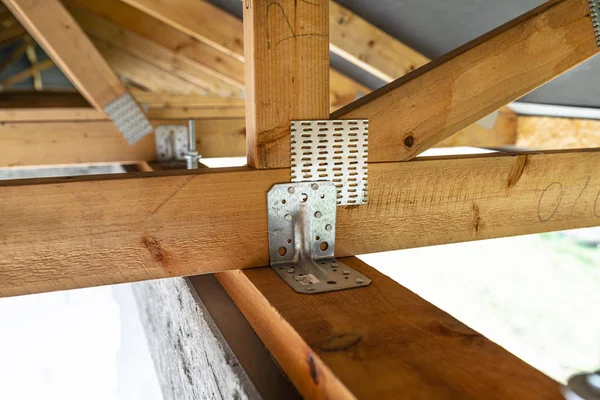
[
  {"xmin": 318, "ymin": 332, "xmax": 362, "ymax": 352},
  {"xmin": 404, "ymin": 135, "xmax": 415, "ymax": 148},
  {"xmin": 141, "ymin": 235, "xmax": 165, "ymax": 262}
]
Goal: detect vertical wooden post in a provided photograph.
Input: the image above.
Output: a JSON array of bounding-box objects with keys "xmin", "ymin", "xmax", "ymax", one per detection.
[{"xmin": 244, "ymin": 0, "xmax": 330, "ymax": 169}]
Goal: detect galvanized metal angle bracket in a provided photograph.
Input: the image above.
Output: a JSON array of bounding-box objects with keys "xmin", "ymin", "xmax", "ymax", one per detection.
[{"xmin": 267, "ymin": 181, "xmax": 371, "ymax": 294}]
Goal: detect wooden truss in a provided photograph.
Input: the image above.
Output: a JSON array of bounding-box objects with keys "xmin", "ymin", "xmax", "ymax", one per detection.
[{"xmin": 1, "ymin": 0, "xmax": 599, "ymax": 398}]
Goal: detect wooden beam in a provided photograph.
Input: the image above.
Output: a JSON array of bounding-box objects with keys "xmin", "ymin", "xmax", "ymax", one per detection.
[
  {"xmin": 332, "ymin": 0, "xmax": 600, "ymax": 162},
  {"xmin": 1, "ymin": 0, "xmax": 141, "ymax": 113},
  {"xmin": 329, "ymin": 1, "xmax": 430, "ymax": 82},
  {"xmin": 0, "ymin": 19, "xmax": 25, "ymax": 45},
  {"xmin": 24, "ymin": 43, "xmax": 41, "ymax": 90},
  {"xmin": 2, "ymin": 149, "xmax": 600, "ymax": 296},
  {"xmin": 0, "ymin": 36, "xmax": 31, "ymax": 75},
  {"xmin": 0, "ymin": 58, "xmax": 54, "ymax": 89},
  {"xmin": 68, "ymin": 5, "xmax": 243, "ymax": 98},
  {"xmin": 437, "ymin": 109, "xmax": 518, "ymax": 148},
  {"xmin": 244, "ymin": 0, "xmax": 330, "ymax": 169},
  {"xmin": 119, "ymin": 0, "xmax": 244, "ymax": 60},
  {"xmin": 516, "ymin": 116, "xmax": 600, "ymax": 149},
  {"xmin": 0, "ymin": 118, "xmax": 245, "ymax": 167},
  {"xmin": 217, "ymin": 257, "xmax": 559, "ymax": 399}
]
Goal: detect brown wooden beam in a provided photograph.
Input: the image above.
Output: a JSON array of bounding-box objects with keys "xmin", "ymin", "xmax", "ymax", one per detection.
[
  {"xmin": 332, "ymin": 0, "xmax": 600, "ymax": 162},
  {"xmin": 217, "ymin": 257, "xmax": 560, "ymax": 399},
  {"xmin": 2, "ymin": 149, "xmax": 600, "ymax": 297},
  {"xmin": 244, "ymin": 0, "xmax": 330, "ymax": 169}
]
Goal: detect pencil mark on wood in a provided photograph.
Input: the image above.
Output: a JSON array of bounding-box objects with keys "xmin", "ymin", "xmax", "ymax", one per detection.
[
  {"xmin": 538, "ymin": 182, "xmax": 564, "ymax": 222},
  {"xmin": 594, "ymin": 190, "xmax": 600, "ymax": 218},
  {"xmin": 570, "ymin": 176, "xmax": 590, "ymax": 217},
  {"xmin": 150, "ymin": 176, "xmax": 194, "ymax": 216},
  {"xmin": 307, "ymin": 353, "xmax": 319, "ymax": 384},
  {"xmin": 301, "ymin": 0, "xmax": 320, "ymax": 5},
  {"xmin": 266, "ymin": 1, "xmax": 327, "ymax": 49}
]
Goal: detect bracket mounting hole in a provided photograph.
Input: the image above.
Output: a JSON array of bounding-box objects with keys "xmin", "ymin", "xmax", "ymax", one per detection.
[
  {"xmin": 278, "ymin": 247, "xmax": 287, "ymax": 256},
  {"xmin": 282, "ymin": 199, "xmax": 286, "ymax": 204},
  {"xmin": 327, "ymin": 281, "xmax": 337, "ymax": 285},
  {"xmin": 301, "ymin": 193, "xmax": 308, "ymax": 203},
  {"xmin": 315, "ymin": 236, "xmax": 320, "ymax": 241},
  {"xmin": 287, "ymin": 239, "xmax": 292, "ymax": 244},
  {"xmin": 320, "ymin": 242, "xmax": 329, "ymax": 251}
]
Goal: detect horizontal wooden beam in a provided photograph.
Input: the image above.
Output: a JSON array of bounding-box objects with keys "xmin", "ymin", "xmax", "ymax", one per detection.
[
  {"xmin": 0, "ymin": 118, "xmax": 245, "ymax": 166},
  {"xmin": 516, "ymin": 116, "xmax": 600, "ymax": 149},
  {"xmin": 332, "ymin": 0, "xmax": 600, "ymax": 162},
  {"xmin": 2, "ymin": 149, "xmax": 600, "ymax": 297},
  {"xmin": 217, "ymin": 257, "xmax": 559, "ymax": 399}
]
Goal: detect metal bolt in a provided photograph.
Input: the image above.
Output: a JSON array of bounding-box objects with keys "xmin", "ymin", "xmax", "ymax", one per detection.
[
  {"xmin": 325, "ymin": 224, "xmax": 333, "ymax": 231},
  {"xmin": 287, "ymin": 268, "xmax": 295, "ymax": 273},
  {"xmin": 311, "ymin": 183, "xmax": 319, "ymax": 190},
  {"xmin": 356, "ymin": 278, "xmax": 364, "ymax": 284},
  {"xmin": 343, "ymin": 270, "xmax": 350, "ymax": 275},
  {"xmin": 314, "ymin": 211, "xmax": 322, "ymax": 218},
  {"xmin": 285, "ymin": 214, "xmax": 292, "ymax": 221}
]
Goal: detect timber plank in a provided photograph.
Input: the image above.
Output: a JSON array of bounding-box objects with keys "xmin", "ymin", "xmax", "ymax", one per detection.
[
  {"xmin": 244, "ymin": 0, "xmax": 330, "ymax": 169},
  {"xmin": 0, "ymin": 119, "xmax": 245, "ymax": 166},
  {"xmin": 217, "ymin": 257, "xmax": 560, "ymax": 399},
  {"xmin": 517, "ymin": 116, "xmax": 600, "ymax": 149},
  {"xmin": 332, "ymin": 0, "xmax": 600, "ymax": 162},
  {"xmin": 2, "ymin": 0, "xmax": 132, "ymax": 110},
  {"xmin": 2, "ymin": 149, "xmax": 600, "ymax": 296}
]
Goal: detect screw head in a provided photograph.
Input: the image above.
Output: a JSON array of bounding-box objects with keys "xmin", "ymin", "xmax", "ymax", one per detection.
[
  {"xmin": 288, "ymin": 187, "xmax": 295, "ymax": 194},
  {"xmin": 287, "ymin": 268, "xmax": 295, "ymax": 273},
  {"xmin": 332, "ymin": 262, "xmax": 338, "ymax": 267},
  {"xmin": 325, "ymin": 224, "xmax": 333, "ymax": 231},
  {"xmin": 284, "ymin": 214, "xmax": 292, "ymax": 221},
  {"xmin": 314, "ymin": 211, "xmax": 322, "ymax": 218},
  {"xmin": 311, "ymin": 183, "xmax": 319, "ymax": 190},
  {"xmin": 356, "ymin": 278, "xmax": 364, "ymax": 284},
  {"xmin": 343, "ymin": 270, "xmax": 350, "ymax": 275},
  {"xmin": 307, "ymin": 286, "xmax": 315, "ymax": 291}
]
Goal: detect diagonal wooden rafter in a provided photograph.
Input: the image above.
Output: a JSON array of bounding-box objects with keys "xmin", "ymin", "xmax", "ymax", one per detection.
[
  {"xmin": 2, "ymin": 0, "xmax": 152, "ymax": 141},
  {"xmin": 68, "ymin": 4, "xmax": 244, "ymax": 98},
  {"xmin": 2, "ymin": 148, "xmax": 600, "ymax": 297},
  {"xmin": 332, "ymin": 0, "xmax": 600, "ymax": 162},
  {"xmin": 217, "ymin": 257, "xmax": 559, "ymax": 399}
]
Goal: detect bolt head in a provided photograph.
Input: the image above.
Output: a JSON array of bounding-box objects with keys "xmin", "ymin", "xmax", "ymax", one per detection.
[
  {"xmin": 284, "ymin": 214, "xmax": 292, "ymax": 221},
  {"xmin": 314, "ymin": 211, "xmax": 322, "ymax": 218}
]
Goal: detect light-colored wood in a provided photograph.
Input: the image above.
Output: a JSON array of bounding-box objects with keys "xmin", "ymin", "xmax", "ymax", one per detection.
[
  {"xmin": 3, "ymin": 149, "xmax": 600, "ymax": 296},
  {"xmin": 120, "ymin": 0, "xmax": 244, "ymax": 60},
  {"xmin": 332, "ymin": 0, "xmax": 600, "ymax": 162},
  {"xmin": 217, "ymin": 257, "xmax": 559, "ymax": 400},
  {"xmin": 438, "ymin": 109, "xmax": 518, "ymax": 148},
  {"xmin": 329, "ymin": 69, "xmax": 370, "ymax": 113},
  {"xmin": 69, "ymin": 5, "xmax": 243, "ymax": 98},
  {"xmin": 92, "ymin": 39, "xmax": 208, "ymax": 95},
  {"xmin": 24, "ymin": 43, "xmax": 41, "ymax": 90},
  {"xmin": 0, "ymin": 108, "xmax": 106, "ymax": 121},
  {"xmin": 245, "ymin": 0, "xmax": 330, "ymax": 169},
  {"xmin": 67, "ymin": 0, "xmax": 245, "ymax": 91},
  {"xmin": 2, "ymin": 0, "xmax": 132, "ymax": 110},
  {"xmin": 0, "ymin": 118, "xmax": 245, "ymax": 167},
  {"xmin": 0, "ymin": 58, "xmax": 53, "ymax": 89},
  {"xmin": 517, "ymin": 116, "xmax": 600, "ymax": 149},
  {"xmin": 329, "ymin": 1, "xmax": 430, "ymax": 82}
]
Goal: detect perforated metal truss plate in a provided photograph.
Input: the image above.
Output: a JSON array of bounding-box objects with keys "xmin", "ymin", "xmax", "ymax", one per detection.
[
  {"xmin": 155, "ymin": 125, "xmax": 189, "ymax": 161},
  {"xmin": 267, "ymin": 181, "xmax": 371, "ymax": 294},
  {"xmin": 104, "ymin": 93, "xmax": 154, "ymax": 144},
  {"xmin": 589, "ymin": 0, "xmax": 600, "ymax": 47},
  {"xmin": 291, "ymin": 120, "xmax": 368, "ymax": 206}
]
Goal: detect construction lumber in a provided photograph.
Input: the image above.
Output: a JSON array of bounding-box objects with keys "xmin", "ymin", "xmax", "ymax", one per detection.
[
  {"xmin": 329, "ymin": 1, "xmax": 430, "ymax": 82},
  {"xmin": 1, "ymin": 0, "xmax": 143, "ymax": 116},
  {"xmin": 120, "ymin": 0, "xmax": 244, "ymax": 60},
  {"xmin": 0, "ymin": 58, "xmax": 53, "ymax": 89},
  {"xmin": 244, "ymin": 0, "xmax": 329, "ymax": 169},
  {"xmin": 516, "ymin": 116, "xmax": 600, "ymax": 149},
  {"xmin": 217, "ymin": 257, "xmax": 559, "ymax": 399},
  {"xmin": 437, "ymin": 108, "xmax": 518, "ymax": 148},
  {"xmin": 0, "ymin": 19, "xmax": 25, "ymax": 45},
  {"xmin": 66, "ymin": 0, "xmax": 245, "ymax": 91},
  {"xmin": 24, "ymin": 43, "xmax": 41, "ymax": 90},
  {"xmin": 0, "ymin": 37, "xmax": 31, "ymax": 75},
  {"xmin": 68, "ymin": 5, "xmax": 243, "ymax": 98},
  {"xmin": 0, "ymin": 118, "xmax": 245, "ymax": 167},
  {"xmin": 332, "ymin": 0, "xmax": 600, "ymax": 162},
  {"xmin": 2, "ymin": 149, "xmax": 600, "ymax": 296}
]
